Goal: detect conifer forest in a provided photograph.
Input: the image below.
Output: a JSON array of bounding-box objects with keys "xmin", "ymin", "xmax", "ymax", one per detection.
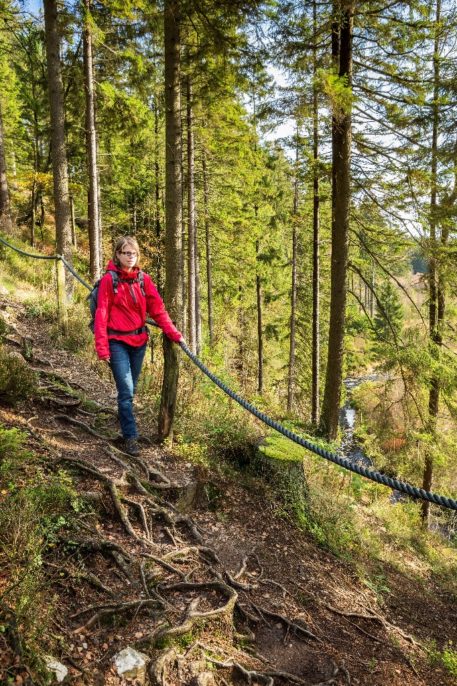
[{"xmin": 1, "ymin": 1, "xmax": 457, "ymax": 685}]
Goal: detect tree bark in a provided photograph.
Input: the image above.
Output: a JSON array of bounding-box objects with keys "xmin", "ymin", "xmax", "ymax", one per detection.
[
  {"xmin": 287, "ymin": 133, "xmax": 299, "ymax": 413},
  {"xmin": 202, "ymin": 149, "xmax": 214, "ymax": 347},
  {"xmin": 158, "ymin": 0, "xmax": 183, "ymax": 440},
  {"xmin": 153, "ymin": 99, "xmax": 163, "ymax": 292},
  {"xmin": 319, "ymin": 0, "xmax": 354, "ymax": 440},
  {"xmin": 186, "ymin": 74, "xmax": 197, "ymax": 353},
  {"xmin": 196, "ymin": 241, "xmax": 202, "ymax": 355},
  {"xmin": 70, "ymin": 194, "xmax": 77, "ymax": 248},
  {"xmin": 43, "ymin": 0, "xmax": 73, "ymax": 278},
  {"xmin": 256, "ymin": 238, "xmax": 263, "ymax": 394},
  {"xmin": 422, "ymin": 0, "xmax": 441, "ymax": 527},
  {"xmin": 0, "ymin": 101, "xmax": 12, "ymax": 233},
  {"xmin": 83, "ymin": 0, "xmax": 102, "ymax": 280},
  {"xmin": 311, "ymin": 0, "xmax": 321, "ymax": 426}
]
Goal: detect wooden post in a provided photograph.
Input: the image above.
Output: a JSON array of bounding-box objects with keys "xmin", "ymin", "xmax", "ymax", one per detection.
[
  {"xmin": 70, "ymin": 194, "xmax": 77, "ymax": 248},
  {"xmin": 56, "ymin": 258, "xmax": 68, "ymax": 333}
]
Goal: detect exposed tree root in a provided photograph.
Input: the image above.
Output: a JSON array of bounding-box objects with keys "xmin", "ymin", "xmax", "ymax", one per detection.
[
  {"xmin": 72, "ymin": 598, "xmax": 162, "ymax": 633},
  {"xmin": 105, "ymin": 446, "xmax": 150, "ymax": 479},
  {"xmin": 140, "ymin": 580, "xmax": 238, "ymax": 648},
  {"xmin": 57, "ymin": 456, "xmax": 152, "ymax": 544},
  {"xmin": 35, "ymin": 368, "xmax": 85, "ymax": 391},
  {"xmin": 46, "ymin": 397, "xmax": 82, "ymax": 412},
  {"xmin": 129, "ymin": 469, "xmax": 173, "ymax": 490},
  {"xmin": 323, "ymin": 602, "xmax": 420, "ymax": 647},
  {"xmin": 53, "ymin": 413, "xmax": 114, "ymax": 440},
  {"xmin": 163, "ymin": 545, "xmax": 220, "ymax": 565},
  {"xmin": 66, "ymin": 534, "xmax": 133, "ymax": 580},
  {"xmin": 149, "ymin": 647, "xmax": 177, "ymax": 686},
  {"xmin": 250, "ymin": 602, "xmax": 321, "ymax": 642},
  {"xmin": 123, "ymin": 496, "xmax": 152, "ymax": 540},
  {"xmin": 142, "ymin": 552, "xmax": 187, "ymax": 580},
  {"xmin": 206, "ymin": 655, "xmax": 343, "ymax": 686}
]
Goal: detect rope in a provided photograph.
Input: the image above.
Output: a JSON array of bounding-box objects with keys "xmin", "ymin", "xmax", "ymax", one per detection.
[
  {"xmin": 2, "ymin": 233, "xmax": 456, "ymax": 510},
  {"xmin": 59, "ymin": 255, "xmax": 92, "ymax": 290},
  {"xmin": 179, "ymin": 342, "xmax": 457, "ymax": 511},
  {"xmin": 0, "ymin": 235, "xmax": 58, "ymax": 260}
]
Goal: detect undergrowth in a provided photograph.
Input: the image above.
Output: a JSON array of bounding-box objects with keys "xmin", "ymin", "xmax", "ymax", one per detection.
[
  {"xmin": 0, "ymin": 345, "xmax": 38, "ymax": 403},
  {"xmin": 0, "ymin": 424, "xmax": 81, "ymax": 682}
]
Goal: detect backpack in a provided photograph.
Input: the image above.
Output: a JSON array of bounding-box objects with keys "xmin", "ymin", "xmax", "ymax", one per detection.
[{"xmin": 88, "ymin": 269, "xmax": 146, "ymax": 332}]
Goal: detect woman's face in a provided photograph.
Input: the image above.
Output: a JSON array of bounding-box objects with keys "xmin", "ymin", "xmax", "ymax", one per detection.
[{"xmin": 116, "ymin": 244, "xmax": 138, "ymax": 271}]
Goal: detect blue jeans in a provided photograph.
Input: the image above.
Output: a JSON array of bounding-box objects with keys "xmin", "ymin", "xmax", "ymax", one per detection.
[{"xmin": 109, "ymin": 340, "xmax": 147, "ymax": 439}]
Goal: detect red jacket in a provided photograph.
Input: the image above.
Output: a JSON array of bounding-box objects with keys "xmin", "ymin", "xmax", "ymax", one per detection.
[{"xmin": 94, "ymin": 260, "xmax": 182, "ymax": 360}]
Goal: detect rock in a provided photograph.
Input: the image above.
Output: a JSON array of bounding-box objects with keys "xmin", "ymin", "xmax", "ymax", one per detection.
[
  {"xmin": 44, "ymin": 656, "xmax": 68, "ymax": 683},
  {"xmin": 113, "ymin": 646, "xmax": 149, "ymax": 683}
]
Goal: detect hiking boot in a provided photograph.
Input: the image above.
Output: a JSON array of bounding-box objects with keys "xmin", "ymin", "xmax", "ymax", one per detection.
[{"xmin": 124, "ymin": 438, "xmax": 140, "ymax": 457}]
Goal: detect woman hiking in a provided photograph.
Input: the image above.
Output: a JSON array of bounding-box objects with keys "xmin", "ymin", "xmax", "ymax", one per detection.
[{"xmin": 94, "ymin": 236, "xmax": 183, "ymax": 456}]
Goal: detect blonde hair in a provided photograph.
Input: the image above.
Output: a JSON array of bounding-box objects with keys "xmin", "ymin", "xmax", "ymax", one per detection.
[{"xmin": 113, "ymin": 236, "xmax": 141, "ymax": 269}]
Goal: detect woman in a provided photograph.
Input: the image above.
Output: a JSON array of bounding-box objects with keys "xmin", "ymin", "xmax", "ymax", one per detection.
[{"xmin": 94, "ymin": 236, "xmax": 183, "ymax": 456}]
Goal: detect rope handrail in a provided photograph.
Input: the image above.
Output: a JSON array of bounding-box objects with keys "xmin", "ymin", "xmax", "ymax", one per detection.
[
  {"xmin": 1, "ymin": 233, "xmax": 456, "ymax": 510},
  {"xmin": 0, "ymin": 235, "xmax": 58, "ymax": 260},
  {"xmin": 178, "ymin": 342, "xmax": 457, "ymax": 511}
]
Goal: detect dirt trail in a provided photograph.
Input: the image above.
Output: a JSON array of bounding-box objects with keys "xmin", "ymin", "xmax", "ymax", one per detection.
[{"xmin": 1, "ymin": 295, "xmax": 456, "ymax": 686}]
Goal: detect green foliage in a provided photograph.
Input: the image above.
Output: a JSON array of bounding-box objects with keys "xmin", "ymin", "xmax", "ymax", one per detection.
[
  {"xmin": 0, "ymin": 312, "xmax": 8, "ymax": 340},
  {"xmin": 318, "ymin": 69, "xmax": 354, "ymax": 118},
  {"xmin": 428, "ymin": 641, "xmax": 457, "ymax": 679},
  {"xmin": 371, "ymin": 280, "xmax": 404, "ymax": 364},
  {"xmin": 50, "ymin": 302, "xmax": 93, "ymax": 353},
  {"xmin": 0, "ymin": 346, "xmax": 38, "ymax": 404},
  {"xmin": 257, "ymin": 430, "xmax": 362, "ymax": 556},
  {"xmin": 24, "ymin": 297, "xmax": 57, "ymax": 322},
  {"xmin": 0, "ymin": 424, "xmax": 80, "ymax": 677},
  {"xmin": 174, "ymin": 362, "xmax": 260, "ymax": 466}
]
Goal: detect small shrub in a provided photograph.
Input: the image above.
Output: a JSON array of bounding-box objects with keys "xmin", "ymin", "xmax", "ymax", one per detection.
[
  {"xmin": 0, "ymin": 424, "xmax": 80, "ymax": 680},
  {"xmin": 50, "ymin": 304, "xmax": 93, "ymax": 353},
  {"xmin": 0, "ymin": 347, "xmax": 38, "ymax": 404},
  {"xmin": 428, "ymin": 640, "xmax": 457, "ymax": 679},
  {"xmin": 24, "ymin": 297, "xmax": 57, "ymax": 321},
  {"xmin": 441, "ymin": 646, "xmax": 457, "ymax": 677},
  {"xmin": 0, "ymin": 312, "xmax": 8, "ymax": 339}
]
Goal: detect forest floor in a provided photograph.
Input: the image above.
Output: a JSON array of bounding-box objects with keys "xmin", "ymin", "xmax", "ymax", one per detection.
[{"xmin": 1, "ymin": 292, "xmax": 457, "ymax": 686}]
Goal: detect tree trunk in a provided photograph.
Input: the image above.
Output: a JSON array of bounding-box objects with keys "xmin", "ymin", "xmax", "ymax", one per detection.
[
  {"xmin": 0, "ymin": 101, "xmax": 12, "ymax": 233},
  {"xmin": 202, "ymin": 149, "xmax": 214, "ymax": 347},
  {"xmin": 31, "ymin": 176, "xmax": 36, "ymax": 246},
  {"xmin": 256, "ymin": 238, "xmax": 263, "ymax": 394},
  {"xmin": 181, "ymin": 151, "xmax": 187, "ymax": 339},
  {"xmin": 287, "ymin": 133, "xmax": 299, "ymax": 413},
  {"xmin": 319, "ymin": 0, "xmax": 354, "ymax": 440},
  {"xmin": 196, "ymin": 241, "xmax": 202, "ymax": 355},
  {"xmin": 83, "ymin": 0, "xmax": 102, "ymax": 280},
  {"xmin": 70, "ymin": 194, "xmax": 77, "ymax": 248},
  {"xmin": 43, "ymin": 0, "xmax": 73, "ymax": 278},
  {"xmin": 158, "ymin": 0, "xmax": 183, "ymax": 440},
  {"xmin": 311, "ymin": 0, "xmax": 321, "ymax": 426},
  {"xmin": 153, "ymin": 99, "xmax": 163, "ymax": 292},
  {"xmin": 422, "ymin": 0, "xmax": 441, "ymax": 527},
  {"xmin": 186, "ymin": 74, "xmax": 197, "ymax": 353}
]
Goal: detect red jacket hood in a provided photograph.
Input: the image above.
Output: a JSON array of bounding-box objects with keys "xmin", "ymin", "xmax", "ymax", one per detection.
[{"xmin": 105, "ymin": 259, "xmax": 140, "ymax": 280}]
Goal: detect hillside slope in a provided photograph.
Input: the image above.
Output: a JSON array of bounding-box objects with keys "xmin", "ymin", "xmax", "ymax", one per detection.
[{"xmin": 1, "ymin": 292, "xmax": 456, "ymax": 686}]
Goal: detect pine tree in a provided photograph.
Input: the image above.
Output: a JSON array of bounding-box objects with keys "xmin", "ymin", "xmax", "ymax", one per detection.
[{"xmin": 43, "ymin": 0, "xmax": 73, "ymax": 276}]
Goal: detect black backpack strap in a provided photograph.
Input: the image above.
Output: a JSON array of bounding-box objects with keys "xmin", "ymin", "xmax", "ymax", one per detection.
[{"xmin": 106, "ymin": 269, "xmax": 119, "ymax": 294}]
